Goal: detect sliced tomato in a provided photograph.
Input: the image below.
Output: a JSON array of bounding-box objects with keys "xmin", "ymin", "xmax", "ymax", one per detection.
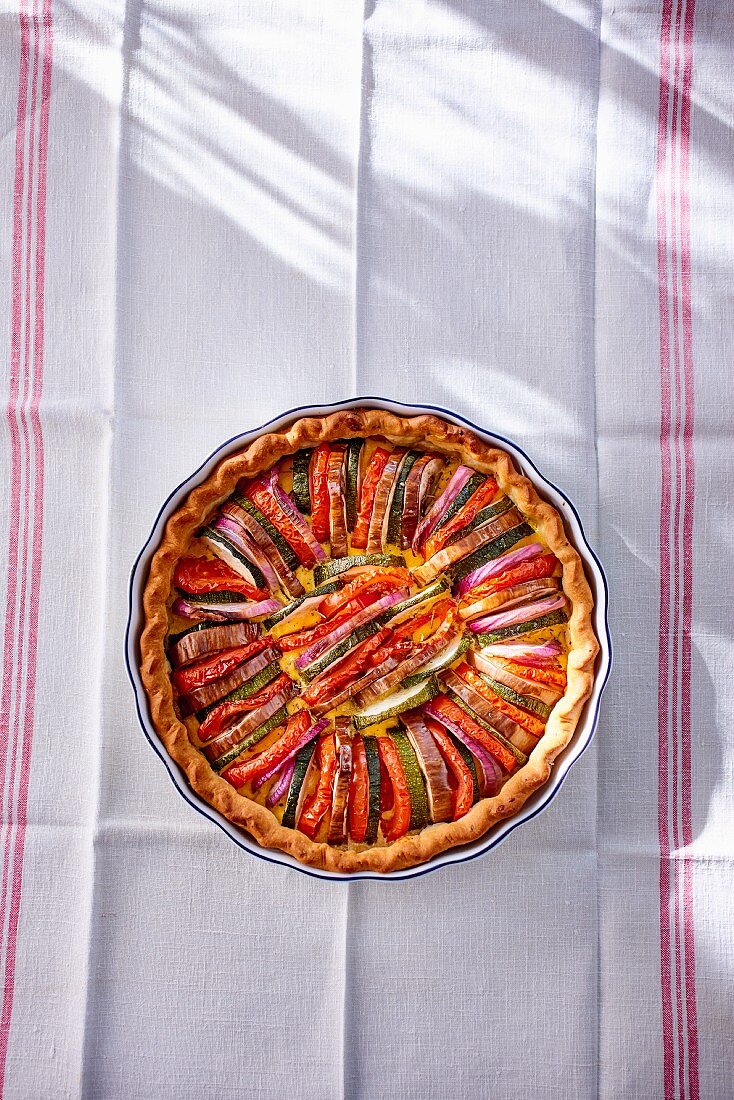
[
  {"xmin": 279, "ymin": 607, "xmax": 354, "ymax": 652},
  {"xmin": 367, "ymin": 634, "xmax": 413, "ymax": 667},
  {"xmin": 245, "ymin": 481, "xmax": 318, "ymax": 568},
  {"xmin": 300, "ymin": 628, "xmax": 392, "ymax": 707},
  {"xmin": 424, "ymin": 478, "xmax": 499, "ymax": 558},
  {"xmin": 348, "ymin": 737, "xmax": 369, "ymax": 843},
  {"xmin": 461, "ymin": 554, "xmax": 559, "ymax": 605},
  {"xmin": 351, "ymin": 447, "xmax": 391, "ymax": 550},
  {"xmin": 309, "ymin": 444, "xmax": 331, "ymax": 544},
  {"xmin": 500, "ymin": 658, "xmax": 567, "ymax": 690},
  {"xmin": 172, "ymin": 640, "xmax": 268, "ymax": 695},
  {"xmin": 378, "ymin": 750, "xmax": 394, "ymax": 814},
  {"xmin": 457, "ymin": 664, "xmax": 546, "ymax": 739},
  {"xmin": 224, "ymin": 710, "xmax": 311, "ymax": 790},
  {"xmin": 390, "ymin": 598, "xmax": 455, "ymax": 642},
  {"xmin": 298, "ymin": 733, "xmax": 337, "ymax": 838},
  {"xmin": 317, "ymin": 571, "xmax": 409, "ymax": 621},
  {"xmin": 377, "ymin": 737, "xmax": 411, "ymax": 841},
  {"xmin": 429, "ymin": 694, "xmax": 518, "ymax": 773},
  {"xmin": 197, "ymin": 671, "xmax": 292, "ymax": 741},
  {"xmin": 280, "ymin": 585, "xmax": 393, "ymax": 653},
  {"xmin": 173, "ymin": 557, "xmax": 268, "ymax": 601},
  {"xmin": 425, "ymin": 716, "xmax": 474, "ymax": 820}
]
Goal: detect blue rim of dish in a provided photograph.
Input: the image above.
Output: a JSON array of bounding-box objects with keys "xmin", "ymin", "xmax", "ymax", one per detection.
[{"xmin": 125, "ymin": 397, "xmax": 613, "ymax": 883}]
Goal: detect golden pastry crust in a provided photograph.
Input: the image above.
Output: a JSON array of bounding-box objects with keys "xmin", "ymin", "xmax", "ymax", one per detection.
[{"xmin": 138, "ymin": 408, "xmax": 599, "ymax": 873}]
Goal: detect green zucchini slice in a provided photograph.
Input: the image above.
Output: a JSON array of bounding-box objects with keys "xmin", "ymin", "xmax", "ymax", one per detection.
[
  {"xmin": 433, "ymin": 472, "xmax": 485, "ymax": 534},
  {"xmin": 292, "ymin": 449, "xmax": 313, "ymax": 513},
  {"xmin": 313, "ymin": 553, "xmax": 405, "ymax": 586},
  {"xmin": 475, "ymin": 607, "xmax": 569, "ymax": 644},
  {"xmin": 344, "ymin": 439, "xmax": 364, "ymax": 531},
  {"xmin": 450, "ymin": 523, "xmax": 534, "ymax": 583},
  {"xmin": 386, "ymin": 450, "xmax": 420, "ymax": 545},
  {"xmin": 210, "ymin": 705, "xmax": 289, "ymax": 773},
  {"xmin": 197, "ymin": 660, "xmax": 282, "ymax": 720},
  {"xmin": 263, "ymin": 581, "xmax": 340, "ymax": 628},
  {"xmin": 403, "ymin": 633, "xmax": 471, "ymax": 688},
  {"xmin": 446, "ymin": 730, "xmax": 480, "ymax": 803},
  {"xmin": 445, "ymin": 496, "xmax": 514, "ymax": 546},
  {"xmin": 477, "ymin": 675, "xmax": 553, "ymax": 719},
  {"xmin": 390, "ymin": 730, "xmax": 429, "ymax": 830},
  {"xmin": 232, "ymin": 495, "xmax": 301, "ymax": 572},
  {"xmin": 362, "ymin": 735, "xmax": 382, "ymax": 844},
  {"xmin": 352, "ymin": 676, "xmax": 440, "ymax": 730},
  {"xmin": 445, "ymin": 690, "xmax": 528, "ymax": 767},
  {"xmin": 198, "ymin": 525, "xmax": 267, "ymax": 591},
  {"xmin": 282, "ymin": 737, "xmax": 318, "ymax": 829}
]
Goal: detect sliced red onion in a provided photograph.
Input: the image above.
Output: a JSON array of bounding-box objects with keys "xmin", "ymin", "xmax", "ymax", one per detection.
[
  {"xmin": 456, "ymin": 542, "xmax": 545, "ymax": 597},
  {"xmin": 265, "ymin": 759, "xmax": 296, "ymax": 808},
  {"xmin": 255, "ymin": 718, "xmax": 329, "ymax": 793},
  {"xmin": 478, "ymin": 640, "xmax": 562, "ymax": 667},
  {"xmin": 171, "ymin": 596, "xmax": 281, "ymax": 623},
  {"xmin": 468, "ymin": 593, "xmax": 567, "ymax": 634},
  {"xmin": 412, "ymin": 465, "xmax": 473, "ymax": 552},
  {"xmin": 295, "ymin": 587, "xmax": 408, "ymax": 670},
  {"xmin": 423, "ymin": 702, "xmax": 503, "ymax": 793},
  {"xmin": 212, "ymin": 515, "xmax": 281, "ymax": 593},
  {"xmin": 264, "ymin": 467, "xmax": 326, "ymax": 562}
]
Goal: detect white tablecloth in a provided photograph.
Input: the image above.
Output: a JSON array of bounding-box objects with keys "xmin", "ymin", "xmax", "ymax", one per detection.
[{"xmin": 0, "ymin": 1, "xmax": 731, "ymax": 1096}]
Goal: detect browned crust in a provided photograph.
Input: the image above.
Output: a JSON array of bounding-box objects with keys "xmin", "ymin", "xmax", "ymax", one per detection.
[{"xmin": 139, "ymin": 408, "xmax": 599, "ymax": 874}]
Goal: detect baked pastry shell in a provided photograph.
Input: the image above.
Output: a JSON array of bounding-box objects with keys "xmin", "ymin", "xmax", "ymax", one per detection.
[{"xmin": 131, "ymin": 402, "xmax": 608, "ymax": 876}]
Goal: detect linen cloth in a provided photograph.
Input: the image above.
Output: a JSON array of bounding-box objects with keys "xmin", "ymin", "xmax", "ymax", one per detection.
[{"xmin": 0, "ymin": 0, "xmax": 732, "ymax": 1097}]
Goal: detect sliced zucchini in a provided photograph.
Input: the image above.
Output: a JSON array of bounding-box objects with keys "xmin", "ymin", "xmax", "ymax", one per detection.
[
  {"xmin": 180, "ymin": 589, "xmax": 253, "ymax": 605},
  {"xmin": 232, "ymin": 494, "xmax": 301, "ymax": 572},
  {"xmin": 477, "ymin": 675, "xmax": 553, "ymax": 719},
  {"xmin": 292, "ymin": 449, "xmax": 313, "ymax": 513},
  {"xmin": 197, "ymin": 660, "xmax": 281, "ymax": 720},
  {"xmin": 386, "ymin": 450, "xmax": 420, "ymax": 545},
  {"xmin": 281, "ymin": 737, "xmax": 318, "ymax": 828},
  {"xmin": 362, "ymin": 735, "xmax": 381, "ymax": 844},
  {"xmin": 445, "ymin": 496, "xmax": 514, "ymax": 545},
  {"xmin": 377, "ymin": 576, "xmax": 449, "ymax": 628},
  {"xmin": 433, "ymin": 472, "xmax": 485, "ymax": 534},
  {"xmin": 450, "ymin": 523, "xmax": 534, "ymax": 583},
  {"xmin": 446, "ymin": 730, "xmax": 480, "ymax": 803},
  {"xmin": 198, "ymin": 525, "xmax": 267, "ymax": 591},
  {"xmin": 210, "ymin": 705, "xmax": 289, "ymax": 773},
  {"xmin": 403, "ymin": 633, "xmax": 472, "ymax": 688},
  {"xmin": 344, "ymin": 439, "xmax": 364, "ymax": 530},
  {"xmin": 300, "ymin": 615, "xmax": 385, "ymax": 683},
  {"xmin": 390, "ymin": 730, "xmax": 429, "ymax": 830},
  {"xmin": 352, "ymin": 676, "xmax": 440, "ymax": 730},
  {"xmin": 445, "ymin": 690, "xmax": 528, "ymax": 767},
  {"xmin": 475, "ymin": 608, "xmax": 569, "ymax": 644},
  {"xmin": 313, "ymin": 553, "xmax": 405, "ymax": 586}
]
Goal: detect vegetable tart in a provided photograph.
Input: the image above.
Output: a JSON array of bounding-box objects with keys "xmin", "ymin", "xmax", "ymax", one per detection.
[{"xmin": 139, "ymin": 408, "xmax": 599, "ymax": 874}]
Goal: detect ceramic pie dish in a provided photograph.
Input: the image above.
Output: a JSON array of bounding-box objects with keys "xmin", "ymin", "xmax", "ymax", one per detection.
[{"xmin": 127, "ymin": 399, "xmax": 610, "ymax": 879}]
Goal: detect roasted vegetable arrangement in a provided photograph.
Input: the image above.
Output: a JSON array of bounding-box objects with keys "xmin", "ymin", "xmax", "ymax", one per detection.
[{"xmin": 165, "ymin": 438, "xmax": 571, "ymax": 847}]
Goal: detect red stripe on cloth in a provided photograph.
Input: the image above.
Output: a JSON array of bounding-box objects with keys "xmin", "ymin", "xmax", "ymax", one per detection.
[
  {"xmin": 0, "ymin": 0, "xmax": 52, "ymax": 1091},
  {"xmin": 655, "ymin": 1, "xmax": 676, "ymax": 1094},
  {"xmin": 657, "ymin": 0, "xmax": 699, "ymax": 1097},
  {"xmin": 679, "ymin": 0, "xmax": 700, "ymax": 1094},
  {"xmin": 0, "ymin": 0, "xmax": 31, "ymax": 812},
  {"xmin": 669, "ymin": 3, "xmax": 685, "ymax": 1096}
]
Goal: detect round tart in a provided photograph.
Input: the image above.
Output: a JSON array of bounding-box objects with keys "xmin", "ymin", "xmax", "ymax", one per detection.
[{"xmin": 139, "ymin": 408, "xmax": 599, "ymax": 874}]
